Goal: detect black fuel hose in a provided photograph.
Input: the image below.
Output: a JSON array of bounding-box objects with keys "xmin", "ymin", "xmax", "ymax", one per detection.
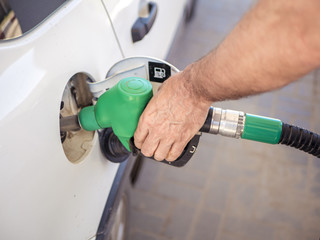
[{"xmin": 279, "ymin": 123, "xmax": 320, "ymax": 158}]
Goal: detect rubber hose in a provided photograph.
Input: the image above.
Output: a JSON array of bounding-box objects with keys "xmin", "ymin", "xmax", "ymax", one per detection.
[{"xmin": 279, "ymin": 123, "xmax": 320, "ymax": 158}]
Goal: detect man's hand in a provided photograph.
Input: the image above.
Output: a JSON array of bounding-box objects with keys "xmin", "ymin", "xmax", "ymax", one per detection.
[{"xmin": 134, "ymin": 71, "xmax": 212, "ymax": 162}]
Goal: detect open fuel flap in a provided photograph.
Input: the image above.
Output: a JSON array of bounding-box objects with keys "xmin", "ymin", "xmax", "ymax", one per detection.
[{"xmin": 59, "ymin": 73, "xmax": 95, "ymax": 163}]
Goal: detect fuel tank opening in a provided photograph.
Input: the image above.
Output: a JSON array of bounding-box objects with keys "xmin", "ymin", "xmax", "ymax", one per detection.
[
  {"xmin": 99, "ymin": 128, "xmax": 130, "ymax": 163},
  {"xmin": 60, "ymin": 73, "xmax": 95, "ymax": 163}
]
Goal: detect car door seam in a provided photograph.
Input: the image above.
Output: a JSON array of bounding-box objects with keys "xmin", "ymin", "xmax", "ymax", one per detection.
[{"xmin": 100, "ymin": 0, "xmax": 125, "ymax": 58}]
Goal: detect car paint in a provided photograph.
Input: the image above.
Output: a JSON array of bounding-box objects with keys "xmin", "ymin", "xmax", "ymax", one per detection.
[
  {"xmin": 103, "ymin": 0, "xmax": 188, "ymax": 58},
  {"xmin": 0, "ymin": 1, "xmax": 122, "ymax": 239}
]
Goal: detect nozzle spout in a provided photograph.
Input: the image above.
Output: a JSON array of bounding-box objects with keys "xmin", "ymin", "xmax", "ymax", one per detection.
[{"xmin": 60, "ymin": 115, "xmax": 81, "ymax": 132}]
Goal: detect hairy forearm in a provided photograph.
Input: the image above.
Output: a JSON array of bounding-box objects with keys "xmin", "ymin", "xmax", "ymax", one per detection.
[{"xmin": 185, "ymin": 0, "xmax": 320, "ymax": 102}]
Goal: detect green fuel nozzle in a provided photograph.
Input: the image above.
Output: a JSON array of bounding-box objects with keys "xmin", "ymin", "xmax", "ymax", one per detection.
[{"xmin": 79, "ymin": 77, "xmax": 153, "ymax": 151}]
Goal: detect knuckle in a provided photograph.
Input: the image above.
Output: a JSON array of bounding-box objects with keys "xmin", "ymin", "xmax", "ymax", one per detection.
[
  {"xmin": 135, "ymin": 123, "xmax": 146, "ymax": 135},
  {"xmin": 166, "ymin": 152, "xmax": 179, "ymax": 162},
  {"xmin": 133, "ymin": 133, "xmax": 142, "ymax": 142},
  {"xmin": 141, "ymin": 146, "xmax": 154, "ymax": 158},
  {"xmin": 142, "ymin": 150, "xmax": 153, "ymax": 158},
  {"xmin": 172, "ymin": 147, "xmax": 182, "ymax": 156},
  {"xmin": 154, "ymin": 141, "xmax": 172, "ymax": 161},
  {"xmin": 144, "ymin": 119, "xmax": 154, "ymax": 129},
  {"xmin": 171, "ymin": 132, "xmax": 179, "ymax": 140},
  {"xmin": 166, "ymin": 155, "xmax": 178, "ymax": 162},
  {"xmin": 133, "ymin": 135, "xmax": 143, "ymax": 149},
  {"xmin": 167, "ymin": 145, "xmax": 184, "ymax": 161},
  {"xmin": 148, "ymin": 132, "xmax": 161, "ymax": 143},
  {"xmin": 140, "ymin": 112, "xmax": 152, "ymax": 124},
  {"xmin": 154, "ymin": 153, "xmax": 165, "ymax": 161},
  {"xmin": 133, "ymin": 132, "xmax": 142, "ymax": 142},
  {"xmin": 134, "ymin": 140, "xmax": 142, "ymax": 149},
  {"xmin": 134, "ymin": 127, "xmax": 141, "ymax": 137}
]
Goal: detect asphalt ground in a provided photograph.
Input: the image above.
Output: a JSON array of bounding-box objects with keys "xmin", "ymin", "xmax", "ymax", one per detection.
[{"xmin": 129, "ymin": 0, "xmax": 320, "ymax": 239}]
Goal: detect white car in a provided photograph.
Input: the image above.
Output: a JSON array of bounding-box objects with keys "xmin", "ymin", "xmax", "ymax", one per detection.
[{"xmin": 0, "ymin": 0, "xmax": 195, "ymax": 239}]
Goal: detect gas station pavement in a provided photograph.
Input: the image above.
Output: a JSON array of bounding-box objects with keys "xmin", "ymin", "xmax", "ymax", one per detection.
[{"xmin": 129, "ymin": 0, "xmax": 320, "ymax": 239}]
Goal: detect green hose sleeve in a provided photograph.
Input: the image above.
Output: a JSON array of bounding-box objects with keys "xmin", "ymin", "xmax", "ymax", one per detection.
[{"xmin": 241, "ymin": 114, "xmax": 282, "ymax": 144}]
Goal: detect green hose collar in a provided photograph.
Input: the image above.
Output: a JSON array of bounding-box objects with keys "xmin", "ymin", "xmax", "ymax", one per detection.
[{"xmin": 241, "ymin": 114, "xmax": 282, "ymax": 144}]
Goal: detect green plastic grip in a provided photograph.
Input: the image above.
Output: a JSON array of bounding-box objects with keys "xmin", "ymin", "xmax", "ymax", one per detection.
[
  {"xmin": 79, "ymin": 77, "xmax": 153, "ymax": 151},
  {"xmin": 241, "ymin": 114, "xmax": 282, "ymax": 144}
]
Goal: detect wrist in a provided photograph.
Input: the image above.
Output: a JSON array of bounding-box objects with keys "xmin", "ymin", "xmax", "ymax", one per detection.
[{"xmin": 181, "ymin": 62, "xmax": 214, "ymax": 105}]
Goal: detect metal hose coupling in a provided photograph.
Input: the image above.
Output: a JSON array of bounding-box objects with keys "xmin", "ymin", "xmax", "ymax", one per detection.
[{"xmin": 200, "ymin": 107, "xmax": 245, "ymax": 138}]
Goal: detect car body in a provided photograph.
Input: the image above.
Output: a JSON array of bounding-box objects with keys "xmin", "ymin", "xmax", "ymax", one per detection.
[{"xmin": 0, "ymin": 0, "xmax": 192, "ymax": 239}]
